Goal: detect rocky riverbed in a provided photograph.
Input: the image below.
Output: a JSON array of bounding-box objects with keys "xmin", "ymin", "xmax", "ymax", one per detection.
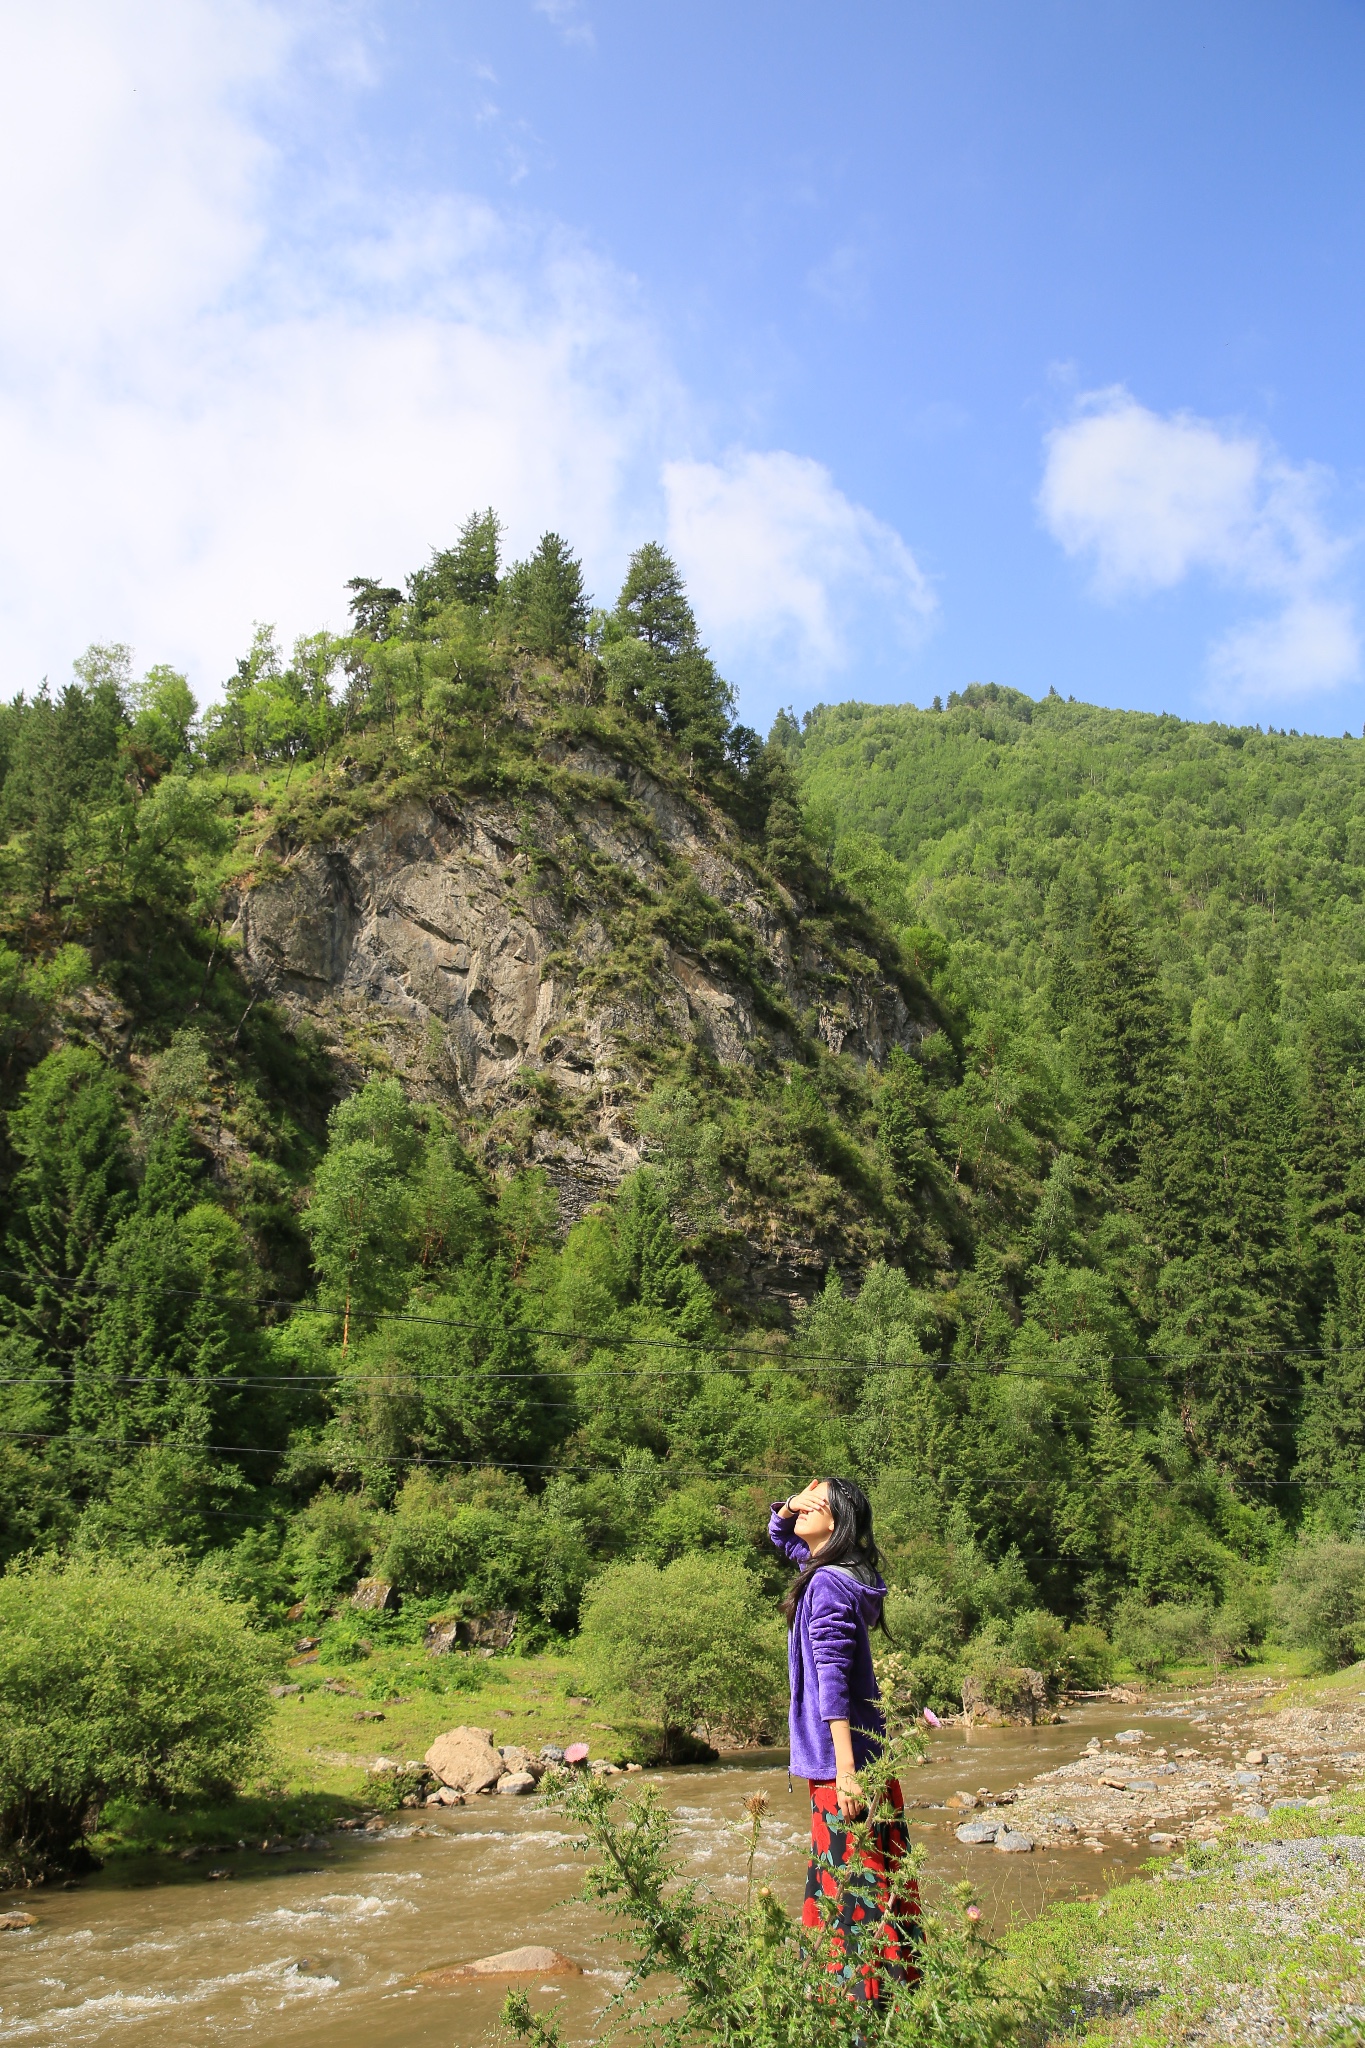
[{"xmin": 932, "ymin": 1678, "xmax": 1365, "ymax": 1861}]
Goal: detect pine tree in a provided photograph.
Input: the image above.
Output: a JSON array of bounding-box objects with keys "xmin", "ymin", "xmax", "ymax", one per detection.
[
  {"xmin": 1070, "ymin": 902, "xmax": 1174, "ymax": 1179},
  {"xmin": 502, "ymin": 532, "xmax": 589, "ymax": 656},
  {"xmin": 3, "ymin": 1049, "xmax": 134, "ymax": 1394},
  {"xmin": 1144, "ymin": 1025, "xmax": 1299, "ymax": 1478},
  {"xmin": 615, "ymin": 543, "xmax": 697, "ymax": 653},
  {"xmin": 1296, "ymin": 1234, "xmax": 1365, "ymax": 1527},
  {"xmin": 405, "ymin": 508, "xmax": 504, "ymax": 624}
]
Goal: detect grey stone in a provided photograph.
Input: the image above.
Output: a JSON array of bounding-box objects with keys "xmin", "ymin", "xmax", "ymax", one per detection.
[
  {"xmin": 994, "ymin": 1829, "xmax": 1034, "ymax": 1853},
  {"xmin": 496, "ymin": 1771, "xmax": 538, "ymax": 1795},
  {"xmin": 351, "ymin": 1577, "xmax": 396, "ymax": 1613},
  {"xmin": 955, "ymin": 1820, "xmax": 1000, "ymax": 1844}
]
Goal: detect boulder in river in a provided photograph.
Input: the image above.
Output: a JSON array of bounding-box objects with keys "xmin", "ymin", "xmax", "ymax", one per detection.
[
  {"xmin": 0, "ymin": 1911, "xmax": 36, "ymax": 1930},
  {"xmin": 993, "ymin": 1829, "xmax": 1034, "ymax": 1853},
  {"xmin": 497, "ymin": 1770, "xmax": 538, "ymax": 1795},
  {"xmin": 417, "ymin": 1945, "xmax": 582, "ymax": 1984},
  {"xmin": 955, "ymin": 1820, "xmax": 999, "ymax": 1844},
  {"xmin": 425, "ymin": 1726, "xmax": 505, "ymax": 1792}
]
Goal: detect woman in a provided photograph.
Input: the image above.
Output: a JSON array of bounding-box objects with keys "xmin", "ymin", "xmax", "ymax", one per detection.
[{"xmin": 770, "ymin": 1477, "xmax": 919, "ymax": 2001}]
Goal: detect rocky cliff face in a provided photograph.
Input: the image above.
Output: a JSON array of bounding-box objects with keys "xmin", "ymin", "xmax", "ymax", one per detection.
[{"xmin": 232, "ymin": 742, "xmax": 933, "ymax": 1277}]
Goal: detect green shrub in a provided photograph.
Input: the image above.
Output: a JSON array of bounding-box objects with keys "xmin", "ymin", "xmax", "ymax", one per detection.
[
  {"xmin": 579, "ymin": 1553, "xmax": 785, "ymax": 1759},
  {"xmin": 1061, "ymin": 1622, "xmax": 1114, "ymax": 1689},
  {"xmin": 504, "ymin": 1763, "xmax": 1045, "ymax": 2048},
  {"xmin": 1112, "ymin": 1595, "xmax": 1253, "ymax": 1678},
  {"xmin": 1272, "ymin": 1539, "xmax": 1365, "ymax": 1670},
  {"xmin": 0, "ymin": 1552, "xmax": 274, "ymax": 1883}
]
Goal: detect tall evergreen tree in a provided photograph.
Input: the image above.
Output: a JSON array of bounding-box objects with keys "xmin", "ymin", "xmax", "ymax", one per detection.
[
  {"xmin": 3, "ymin": 1048, "xmax": 134, "ymax": 1398},
  {"xmin": 1144, "ymin": 1025, "xmax": 1299, "ymax": 1478},
  {"xmin": 1070, "ymin": 901, "xmax": 1174, "ymax": 1180},
  {"xmin": 406, "ymin": 508, "xmax": 504, "ymax": 623},
  {"xmin": 1295, "ymin": 1233, "xmax": 1365, "ymax": 1529},
  {"xmin": 502, "ymin": 532, "xmax": 589, "ymax": 656}
]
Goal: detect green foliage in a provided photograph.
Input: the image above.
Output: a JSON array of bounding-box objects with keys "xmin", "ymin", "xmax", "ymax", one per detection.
[
  {"xmin": 0, "ymin": 1551, "xmax": 273, "ymax": 1882},
  {"xmin": 578, "ymin": 1552, "xmax": 786, "ymax": 1757},
  {"xmin": 503, "ymin": 1766, "xmax": 1046, "ymax": 2048},
  {"xmin": 1272, "ymin": 1539, "xmax": 1365, "ymax": 1670}
]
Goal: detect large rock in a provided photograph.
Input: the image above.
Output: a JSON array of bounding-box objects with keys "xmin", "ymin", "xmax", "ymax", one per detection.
[
  {"xmin": 416, "ymin": 1945, "xmax": 582, "ymax": 1985},
  {"xmin": 496, "ymin": 1771, "xmax": 538, "ymax": 1795},
  {"xmin": 425, "ymin": 1726, "xmax": 505, "ymax": 1793},
  {"xmin": 351, "ymin": 1576, "xmax": 396, "ymax": 1612}
]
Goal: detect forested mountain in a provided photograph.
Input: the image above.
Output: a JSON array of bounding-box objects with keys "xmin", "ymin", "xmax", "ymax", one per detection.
[{"xmin": 0, "ymin": 529, "xmax": 1358, "ymax": 1705}]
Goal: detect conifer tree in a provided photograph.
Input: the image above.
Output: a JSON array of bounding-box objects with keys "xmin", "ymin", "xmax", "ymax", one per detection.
[
  {"xmin": 3, "ymin": 1048, "xmax": 134, "ymax": 1390},
  {"xmin": 1144, "ymin": 1026, "xmax": 1299, "ymax": 1477},
  {"xmin": 1296, "ymin": 1234, "xmax": 1365, "ymax": 1527},
  {"xmin": 502, "ymin": 532, "xmax": 589, "ymax": 656},
  {"xmin": 1070, "ymin": 902, "xmax": 1174, "ymax": 1179}
]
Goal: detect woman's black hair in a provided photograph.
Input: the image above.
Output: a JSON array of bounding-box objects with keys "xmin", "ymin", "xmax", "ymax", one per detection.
[{"xmin": 780, "ymin": 1476, "xmax": 888, "ymax": 1632}]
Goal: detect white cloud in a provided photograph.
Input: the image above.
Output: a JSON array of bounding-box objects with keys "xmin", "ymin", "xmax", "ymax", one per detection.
[
  {"xmin": 0, "ymin": 0, "xmax": 922, "ymax": 720},
  {"xmin": 1039, "ymin": 387, "xmax": 1359, "ymax": 702},
  {"xmin": 663, "ymin": 449, "xmax": 936, "ymax": 690}
]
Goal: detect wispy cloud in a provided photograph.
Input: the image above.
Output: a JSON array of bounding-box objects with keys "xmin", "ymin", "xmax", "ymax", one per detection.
[
  {"xmin": 1038, "ymin": 387, "xmax": 1359, "ymax": 704},
  {"xmin": 532, "ymin": 0, "xmax": 594, "ymax": 50},
  {"xmin": 663, "ymin": 449, "xmax": 936, "ymax": 693}
]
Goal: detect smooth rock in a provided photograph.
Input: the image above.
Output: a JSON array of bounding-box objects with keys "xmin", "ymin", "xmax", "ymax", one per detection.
[
  {"xmin": 1044, "ymin": 1815, "xmax": 1079, "ymax": 1832},
  {"xmin": 1245, "ymin": 1749, "xmax": 1267, "ymax": 1766},
  {"xmin": 1271, "ymin": 1798, "xmax": 1309, "ymax": 1812},
  {"xmin": 955, "ymin": 1821, "xmax": 999, "ymax": 1845},
  {"xmin": 1232, "ymin": 1771, "xmax": 1262, "ymax": 1787},
  {"xmin": 498, "ymin": 1745, "xmax": 545, "ymax": 1779},
  {"xmin": 588, "ymin": 1759, "xmax": 621, "ymax": 1776},
  {"xmin": 1244, "ymin": 1804, "xmax": 1270, "ymax": 1820},
  {"xmin": 994, "ymin": 1830, "xmax": 1034, "ymax": 1853},
  {"xmin": 946, "ymin": 1791, "xmax": 979, "ymax": 1810},
  {"xmin": 496, "ymin": 1771, "xmax": 538, "ymax": 1795},
  {"xmin": 0, "ymin": 1911, "xmax": 36, "ymax": 1930},
  {"xmin": 1115, "ymin": 1729, "xmax": 1145, "ymax": 1745},
  {"xmin": 425, "ymin": 1787, "xmax": 465, "ymax": 1807},
  {"xmin": 269, "ymin": 1683, "xmax": 302, "ymax": 1698},
  {"xmin": 417, "ymin": 1945, "xmax": 582, "ymax": 1985},
  {"xmin": 425, "ymin": 1726, "xmax": 505, "ymax": 1793}
]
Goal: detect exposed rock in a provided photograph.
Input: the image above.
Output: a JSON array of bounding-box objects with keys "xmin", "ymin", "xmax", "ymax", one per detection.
[
  {"xmin": 423, "ymin": 1608, "xmax": 517, "ymax": 1655},
  {"xmin": 416, "ymin": 1945, "xmax": 582, "ymax": 1985},
  {"xmin": 955, "ymin": 1820, "xmax": 999, "ymax": 1845},
  {"xmin": 945, "ymin": 1791, "xmax": 979, "ymax": 1810},
  {"xmin": 425, "ymin": 1725, "xmax": 505, "ymax": 1793},
  {"xmin": 285, "ymin": 1601, "xmax": 308, "ymax": 1623},
  {"xmin": 425, "ymin": 1787, "xmax": 465, "ymax": 1808},
  {"xmin": 497, "ymin": 1745, "xmax": 545, "ymax": 1779},
  {"xmin": 993, "ymin": 1830, "xmax": 1034, "ymax": 1853},
  {"xmin": 231, "ymin": 783, "xmax": 938, "ymax": 1302},
  {"xmin": 351, "ymin": 1576, "xmax": 396, "ymax": 1613},
  {"xmin": 962, "ymin": 1668, "xmax": 1048, "ymax": 1725},
  {"xmin": 269, "ymin": 1683, "xmax": 302, "ymax": 1698},
  {"xmin": 496, "ymin": 1771, "xmax": 538, "ymax": 1795},
  {"xmin": 0, "ymin": 1911, "xmax": 36, "ymax": 1930}
]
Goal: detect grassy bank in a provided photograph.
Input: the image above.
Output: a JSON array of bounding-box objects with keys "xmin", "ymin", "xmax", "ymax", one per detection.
[
  {"xmin": 90, "ymin": 1630, "xmax": 641, "ymax": 1865},
  {"xmin": 1008, "ymin": 1667, "xmax": 1365, "ymax": 2045}
]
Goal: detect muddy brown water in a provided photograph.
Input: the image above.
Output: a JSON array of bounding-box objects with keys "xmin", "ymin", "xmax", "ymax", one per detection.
[{"xmin": 0, "ymin": 1700, "xmax": 1215, "ymax": 2047}]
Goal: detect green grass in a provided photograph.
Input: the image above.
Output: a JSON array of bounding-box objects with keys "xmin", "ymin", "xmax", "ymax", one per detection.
[{"xmin": 89, "ymin": 1639, "xmax": 654, "ymax": 1866}]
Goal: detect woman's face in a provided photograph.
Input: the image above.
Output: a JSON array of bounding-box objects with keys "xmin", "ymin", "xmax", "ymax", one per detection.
[{"xmin": 794, "ymin": 1481, "xmax": 835, "ymax": 1550}]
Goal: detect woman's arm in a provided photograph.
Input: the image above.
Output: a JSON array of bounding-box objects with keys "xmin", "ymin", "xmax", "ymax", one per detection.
[
  {"xmin": 768, "ymin": 1498, "xmax": 811, "ymax": 1566},
  {"xmin": 828, "ymin": 1718, "xmax": 864, "ymax": 1820}
]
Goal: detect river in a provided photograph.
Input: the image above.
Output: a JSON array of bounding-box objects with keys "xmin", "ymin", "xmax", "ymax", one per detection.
[{"xmin": 0, "ymin": 1699, "xmax": 1213, "ymax": 2047}]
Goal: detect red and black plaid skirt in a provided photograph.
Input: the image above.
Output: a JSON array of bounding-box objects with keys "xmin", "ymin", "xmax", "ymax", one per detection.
[{"xmin": 802, "ymin": 1777, "xmax": 922, "ymax": 2003}]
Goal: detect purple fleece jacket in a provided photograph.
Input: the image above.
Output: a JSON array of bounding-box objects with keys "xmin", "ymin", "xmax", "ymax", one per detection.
[{"xmin": 769, "ymin": 1506, "xmax": 887, "ymax": 1782}]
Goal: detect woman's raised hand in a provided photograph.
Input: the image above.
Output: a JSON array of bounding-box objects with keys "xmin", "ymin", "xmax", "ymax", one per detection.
[{"xmin": 786, "ymin": 1480, "xmax": 824, "ymax": 1515}]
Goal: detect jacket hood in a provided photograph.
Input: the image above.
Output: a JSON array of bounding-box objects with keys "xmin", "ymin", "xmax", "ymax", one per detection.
[{"xmin": 816, "ymin": 1562, "xmax": 887, "ymax": 1620}]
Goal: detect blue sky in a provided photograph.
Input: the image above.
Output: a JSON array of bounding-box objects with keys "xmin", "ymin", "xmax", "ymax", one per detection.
[{"xmin": 3, "ymin": 2, "xmax": 1364, "ymax": 733}]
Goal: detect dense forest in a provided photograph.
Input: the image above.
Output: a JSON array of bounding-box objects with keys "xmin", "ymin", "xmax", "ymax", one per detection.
[{"xmin": 0, "ymin": 516, "xmax": 1361, "ymax": 1720}]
